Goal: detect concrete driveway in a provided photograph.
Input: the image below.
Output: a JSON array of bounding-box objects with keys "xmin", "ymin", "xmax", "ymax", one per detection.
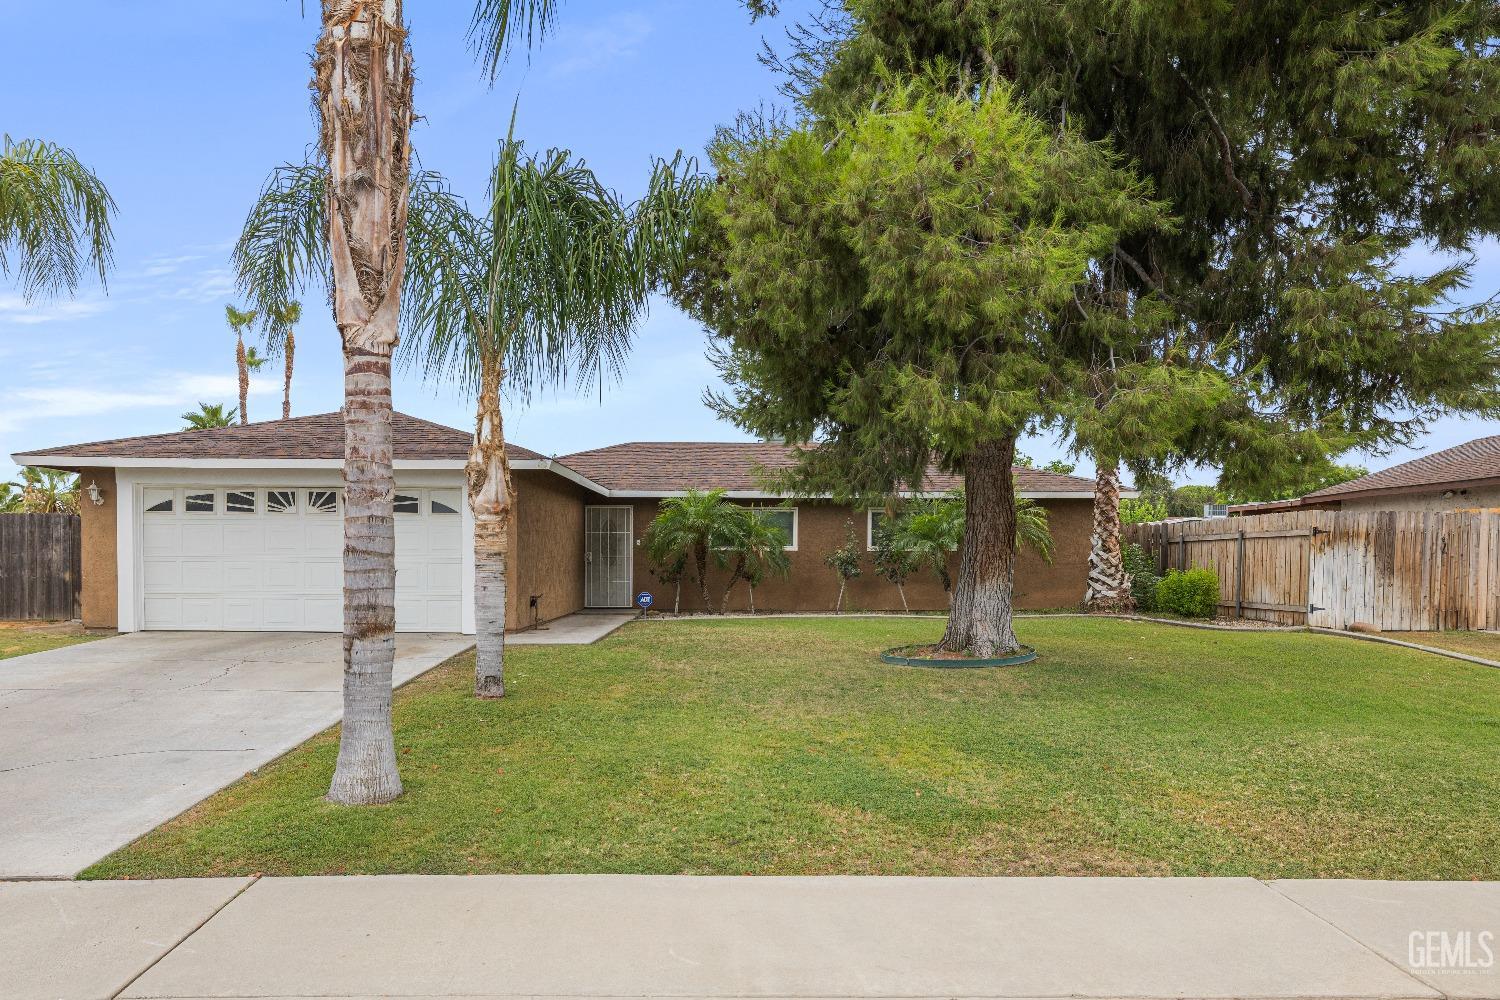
[{"xmin": 0, "ymin": 631, "xmax": 472, "ymax": 879}]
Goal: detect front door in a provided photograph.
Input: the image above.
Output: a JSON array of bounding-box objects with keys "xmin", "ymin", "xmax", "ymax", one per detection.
[{"xmin": 585, "ymin": 506, "xmax": 633, "ymax": 608}]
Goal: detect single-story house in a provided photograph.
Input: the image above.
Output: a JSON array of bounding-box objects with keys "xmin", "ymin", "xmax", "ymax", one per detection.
[
  {"xmin": 13, "ymin": 411, "xmax": 1109, "ymax": 634},
  {"xmin": 1228, "ymin": 434, "xmax": 1500, "ymax": 516}
]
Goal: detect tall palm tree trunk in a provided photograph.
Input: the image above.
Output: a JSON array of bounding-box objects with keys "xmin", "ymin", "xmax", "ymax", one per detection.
[
  {"xmin": 1083, "ymin": 460, "xmax": 1134, "ymax": 612},
  {"xmin": 940, "ymin": 436, "xmax": 1021, "ymax": 657},
  {"xmin": 282, "ymin": 329, "xmax": 295, "ymax": 420},
  {"xmin": 319, "ymin": 0, "xmax": 413, "ymax": 806},
  {"xmin": 470, "ymin": 357, "xmax": 513, "ymax": 699},
  {"xmin": 236, "ymin": 334, "xmax": 249, "ymax": 424}
]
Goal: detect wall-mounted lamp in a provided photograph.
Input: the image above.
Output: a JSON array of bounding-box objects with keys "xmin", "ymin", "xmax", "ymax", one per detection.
[{"xmin": 85, "ymin": 480, "xmax": 105, "ymax": 506}]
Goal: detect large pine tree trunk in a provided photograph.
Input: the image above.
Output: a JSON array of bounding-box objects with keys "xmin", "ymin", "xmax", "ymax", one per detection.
[
  {"xmin": 282, "ymin": 329, "xmax": 295, "ymax": 420},
  {"xmin": 1083, "ymin": 460, "xmax": 1134, "ymax": 612},
  {"xmin": 471, "ymin": 357, "xmax": 513, "ymax": 699},
  {"xmin": 236, "ymin": 334, "xmax": 249, "ymax": 424},
  {"xmin": 320, "ymin": 0, "xmax": 413, "ymax": 806},
  {"xmin": 941, "ymin": 436, "xmax": 1021, "ymax": 657}
]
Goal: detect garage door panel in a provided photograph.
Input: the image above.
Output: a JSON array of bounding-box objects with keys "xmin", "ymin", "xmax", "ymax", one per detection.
[
  {"xmin": 141, "ymin": 486, "xmax": 462, "ymax": 632},
  {"xmin": 306, "ymin": 522, "xmax": 341, "ymax": 550},
  {"xmin": 143, "ymin": 522, "xmax": 180, "ymax": 553},
  {"xmin": 263, "ymin": 598, "xmax": 302, "ymax": 629},
  {"xmin": 180, "ymin": 561, "xmax": 221, "ymax": 591},
  {"xmin": 265, "ymin": 523, "xmax": 304, "ymax": 552},
  {"xmin": 143, "ymin": 597, "xmax": 179, "ymax": 628},
  {"xmin": 143, "ymin": 560, "xmax": 181, "ymax": 590},
  {"xmin": 263, "ymin": 562, "xmax": 299, "ymax": 589},
  {"xmin": 428, "ymin": 522, "xmax": 462, "ymax": 554},
  {"xmin": 429, "ymin": 562, "xmax": 462, "ymax": 592},
  {"xmin": 180, "ymin": 598, "xmax": 221, "ymax": 629},
  {"xmin": 304, "ymin": 561, "xmax": 340, "ymax": 591},
  {"xmin": 223, "ymin": 599, "xmax": 257, "ymax": 629},
  {"xmin": 222, "ymin": 523, "xmax": 263, "ymax": 554}
]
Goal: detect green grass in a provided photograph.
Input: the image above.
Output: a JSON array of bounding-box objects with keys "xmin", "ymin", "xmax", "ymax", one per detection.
[
  {"xmin": 84, "ymin": 617, "xmax": 1500, "ymax": 880},
  {"xmin": 1400, "ymin": 630, "xmax": 1500, "ymax": 663},
  {"xmin": 0, "ymin": 624, "xmax": 104, "ymax": 659}
]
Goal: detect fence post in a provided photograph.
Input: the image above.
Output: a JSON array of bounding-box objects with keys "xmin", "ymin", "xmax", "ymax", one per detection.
[{"xmin": 1235, "ymin": 528, "xmax": 1246, "ymax": 618}]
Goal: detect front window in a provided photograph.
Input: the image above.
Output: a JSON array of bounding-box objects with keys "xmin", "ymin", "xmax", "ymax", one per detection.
[
  {"xmin": 867, "ymin": 508, "xmax": 887, "ymax": 550},
  {"xmin": 757, "ymin": 508, "xmax": 797, "ymax": 550}
]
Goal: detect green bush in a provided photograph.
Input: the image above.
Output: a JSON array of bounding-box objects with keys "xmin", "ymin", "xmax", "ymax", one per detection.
[
  {"xmin": 1121, "ymin": 543, "xmax": 1160, "ymax": 613},
  {"xmin": 1156, "ymin": 567, "xmax": 1220, "ymax": 618}
]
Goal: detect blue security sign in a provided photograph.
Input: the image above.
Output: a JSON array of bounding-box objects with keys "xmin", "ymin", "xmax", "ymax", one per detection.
[{"xmin": 636, "ymin": 592, "xmax": 654, "ymax": 610}]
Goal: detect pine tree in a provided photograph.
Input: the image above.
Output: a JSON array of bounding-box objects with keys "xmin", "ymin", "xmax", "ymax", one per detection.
[
  {"xmin": 679, "ymin": 80, "xmax": 1168, "ymax": 655},
  {"xmin": 758, "ymin": 1, "xmax": 1500, "ymax": 610}
]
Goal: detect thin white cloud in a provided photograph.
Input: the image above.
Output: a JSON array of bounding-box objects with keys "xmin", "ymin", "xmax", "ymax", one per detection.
[
  {"xmin": 0, "ymin": 293, "xmax": 112, "ymax": 325},
  {"xmin": 546, "ymin": 12, "xmax": 653, "ymax": 79},
  {"xmin": 3, "ymin": 372, "xmax": 275, "ymax": 427}
]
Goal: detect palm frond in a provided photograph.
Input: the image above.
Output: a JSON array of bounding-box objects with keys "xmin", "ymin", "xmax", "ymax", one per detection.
[
  {"xmin": 0, "ymin": 134, "xmax": 116, "ymax": 301},
  {"xmin": 469, "ymin": 0, "xmax": 564, "ymax": 81},
  {"xmin": 232, "ymin": 158, "xmax": 328, "ymax": 324}
]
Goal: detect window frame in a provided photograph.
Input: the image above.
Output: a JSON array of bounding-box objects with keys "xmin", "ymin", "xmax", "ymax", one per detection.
[
  {"xmin": 184, "ymin": 490, "xmax": 217, "ymax": 514},
  {"xmin": 757, "ymin": 506, "xmax": 798, "ymax": 552},
  {"xmin": 393, "ymin": 492, "xmax": 422, "ymax": 515},
  {"xmin": 866, "ymin": 508, "xmax": 886, "ymax": 551},
  {"xmin": 306, "ymin": 489, "xmax": 341, "ymax": 515},
  {"xmin": 266, "ymin": 490, "xmax": 298, "ymax": 514},
  {"xmin": 143, "ymin": 488, "xmax": 175, "ymax": 514},
  {"xmin": 225, "ymin": 490, "xmax": 258, "ymax": 515}
]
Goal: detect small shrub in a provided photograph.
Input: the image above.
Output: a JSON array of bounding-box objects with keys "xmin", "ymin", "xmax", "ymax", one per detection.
[
  {"xmin": 1121, "ymin": 542, "xmax": 1160, "ymax": 613},
  {"xmin": 1156, "ymin": 567, "xmax": 1220, "ymax": 618}
]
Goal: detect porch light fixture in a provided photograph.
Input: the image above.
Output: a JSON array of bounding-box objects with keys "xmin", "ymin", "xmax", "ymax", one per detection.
[{"xmin": 85, "ymin": 480, "xmax": 105, "ymax": 506}]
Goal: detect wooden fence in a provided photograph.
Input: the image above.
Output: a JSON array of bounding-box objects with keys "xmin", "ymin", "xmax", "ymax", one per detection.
[
  {"xmin": 1125, "ymin": 509, "xmax": 1500, "ymax": 630},
  {"xmin": 0, "ymin": 514, "xmax": 82, "ymax": 621}
]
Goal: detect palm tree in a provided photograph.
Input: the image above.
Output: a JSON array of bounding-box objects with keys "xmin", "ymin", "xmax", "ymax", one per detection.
[
  {"xmin": 182, "ymin": 402, "xmax": 238, "ymax": 429},
  {"xmin": 720, "ymin": 509, "xmax": 792, "ymax": 613},
  {"xmin": 225, "ymin": 305, "xmax": 258, "ymax": 425},
  {"xmin": 0, "ymin": 481, "xmax": 22, "ymax": 514},
  {"xmin": 262, "ymin": 300, "xmax": 303, "ymax": 420},
  {"xmin": 0, "ymin": 135, "xmax": 115, "ymax": 301},
  {"xmin": 13, "ymin": 468, "xmax": 79, "ymax": 514},
  {"xmin": 227, "ymin": 0, "xmax": 643, "ymax": 803},
  {"xmin": 402, "ymin": 137, "xmax": 687, "ymax": 699},
  {"xmin": 641, "ymin": 490, "xmax": 744, "ymax": 612},
  {"xmin": 889, "ymin": 488, "xmax": 1055, "ymax": 599}
]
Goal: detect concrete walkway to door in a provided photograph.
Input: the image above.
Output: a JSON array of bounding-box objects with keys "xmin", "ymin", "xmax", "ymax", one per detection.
[{"xmin": 0, "ymin": 631, "xmax": 472, "ymax": 879}]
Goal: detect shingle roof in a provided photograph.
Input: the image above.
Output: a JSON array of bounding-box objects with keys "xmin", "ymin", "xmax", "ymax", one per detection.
[
  {"xmin": 555, "ymin": 441, "xmax": 1100, "ymax": 496},
  {"xmin": 1305, "ymin": 435, "xmax": 1500, "ymax": 500},
  {"xmin": 15, "ymin": 411, "xmax": 542, "ymax": 463}
]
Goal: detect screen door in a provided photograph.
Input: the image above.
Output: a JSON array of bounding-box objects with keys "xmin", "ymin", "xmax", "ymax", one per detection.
[{"xmin": 584, "ymin": 506, "xmax": 633, "ymax": 608}]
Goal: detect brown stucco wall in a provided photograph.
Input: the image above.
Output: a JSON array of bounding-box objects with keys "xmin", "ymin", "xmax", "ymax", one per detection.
[
  {"xmin": 619, "ymin": 497, "xmax": 1094, "ymax": 614},
  {"xmin": 506, "ymin": 469, "xmax": 590, "ymax": 630},
  {"xmin": 78, "ymin": 469, "xmax": 118, "ymax": 628}
]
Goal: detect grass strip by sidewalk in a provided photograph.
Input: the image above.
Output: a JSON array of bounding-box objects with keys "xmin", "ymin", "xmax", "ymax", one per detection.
[{"xmin": 85, "ymin": 616, "xmax": 1500, "ymax": 881}]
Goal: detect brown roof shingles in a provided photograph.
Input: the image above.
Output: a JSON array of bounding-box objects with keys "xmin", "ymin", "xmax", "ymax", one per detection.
[
  {"xmin": 556, "ymin": 441, "xmax": 1099, "ymax": 495},
  {"xmin": 16, "ymin": 411, "xmax": 543, "ymax": 464},
  {"xmin": 1305, "ymin": 434, "xmax": 1500, "ymax": 500}
]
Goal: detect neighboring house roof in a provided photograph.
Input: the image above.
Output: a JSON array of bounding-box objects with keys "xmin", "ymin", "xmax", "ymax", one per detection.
[
  {"xmin": 13, "ymin": 411, "xmax": 542, "ymax": 467},
  {"xmin": 554, "ymin": 441, "xmax": 1104, "ymax": 498},
  {"xmin": 1303, "ymin": 435, "xmax": 1500, "ymax": 501}
]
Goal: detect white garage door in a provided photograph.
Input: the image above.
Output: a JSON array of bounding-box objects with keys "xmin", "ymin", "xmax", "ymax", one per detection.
[{"xmin": 140, "ymin": 486, "xmax": 463, "ymax": 632}]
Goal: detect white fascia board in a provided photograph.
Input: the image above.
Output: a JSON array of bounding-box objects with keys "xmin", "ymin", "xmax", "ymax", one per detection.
[
  {"xmin": 534, "ymin": 459, "xmax": 612, "ymax": 496},
  {"xmin": 13, "ymin": 455, "xmax": 467, "ymax": 471}
]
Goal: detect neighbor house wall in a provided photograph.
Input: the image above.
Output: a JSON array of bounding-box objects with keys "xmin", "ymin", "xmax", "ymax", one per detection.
[
  {"xmin": 622, "ymin": 497, "xmax": 1094, "ymax": 614},
  {"xmin": 507, "ymin": 469, "xmax": 591, "ymax": 630},
  {"xmin": 1336, "ymin": 484, "xmax": 1500, "ymax": 514},
  {"xmin": 78, "ymin": 468, "xmax": 118, "ymax": 629}
]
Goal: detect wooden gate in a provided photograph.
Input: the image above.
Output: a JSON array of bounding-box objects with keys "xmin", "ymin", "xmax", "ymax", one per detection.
[
  {"xmin": 1126, "ymin": 509, "xmax": 1500, "ymax": 631},
  {"xmin": 0, "ymin": 514, "xmax": 82, "ymax": 620}
]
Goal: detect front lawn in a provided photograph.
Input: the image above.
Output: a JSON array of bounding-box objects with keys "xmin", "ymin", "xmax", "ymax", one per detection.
[
  {"xmin": 0, "ymin": 622, "xmax": 105, "ymax": 659},
  {"xmin": 1400, "ymin": 630, "xmax": 1500, "ymax": 663},
  {"xmin": 85, "ymin": 617, "xmax": 1499, "ymax": 880}
]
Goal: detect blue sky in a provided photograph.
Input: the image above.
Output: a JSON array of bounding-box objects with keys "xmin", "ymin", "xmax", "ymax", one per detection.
[{"xmin": 3, "ymin": 0, "xmax": 1497, "ymax": 485}]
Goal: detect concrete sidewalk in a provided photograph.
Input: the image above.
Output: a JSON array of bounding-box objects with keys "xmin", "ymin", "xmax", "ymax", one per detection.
[{"xmin": 3, "ymin": 875, "xmax": 1495, "ymax": 1000}]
